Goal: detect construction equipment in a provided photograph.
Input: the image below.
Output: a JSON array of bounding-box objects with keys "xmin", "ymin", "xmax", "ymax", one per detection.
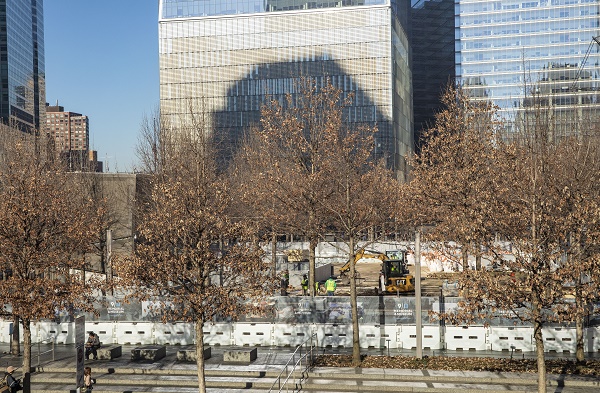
[
  {"xmin": 379, "ymin": 250, "xmax": 415, "ymax": 294},
  {"xmin": 339, "ymin": 249, "xmax": 387, "ymax": 277}
]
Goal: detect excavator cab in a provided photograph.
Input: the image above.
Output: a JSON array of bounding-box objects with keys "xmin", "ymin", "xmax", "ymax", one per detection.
[{"xmin": 380, "ymin": 250, "xmax": 414, "ymax": 294}]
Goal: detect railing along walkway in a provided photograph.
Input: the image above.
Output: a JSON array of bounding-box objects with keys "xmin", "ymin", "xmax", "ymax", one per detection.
[{"xmin": 269, "ymin": 333, "xmax": 317, "ymax": 393}]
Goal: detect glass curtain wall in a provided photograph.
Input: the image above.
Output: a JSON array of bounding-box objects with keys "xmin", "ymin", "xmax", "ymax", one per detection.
[
  {"xmin": 456, "ymin": 0, "xmax": 600, "ymax": 136},
  {"xmin": 0, "ymin": 0, "xmax": 45, "ymax": 131},
  {"xmin": 159, "ymin": 0, "xmax": 413, "ymax": 176}
]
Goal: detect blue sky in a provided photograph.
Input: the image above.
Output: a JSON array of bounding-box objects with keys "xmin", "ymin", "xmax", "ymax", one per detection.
[{"xmin": 44, "ymin": 1, "xmax": 160, "ymax": 172}]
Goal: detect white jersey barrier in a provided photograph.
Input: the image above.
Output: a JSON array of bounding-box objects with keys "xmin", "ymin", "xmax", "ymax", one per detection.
[
  {"xmin": 397, "ymin": 325, "xmax": 443, "ymax": 350},
  {"xmin": 203, "ymin": 323, "xmax": 233, "ymax": 346},
  {"xmin": 586, "ymin": 326, "xmax": 600, "ymax": 353},
  {"xmin": 154, "ymin": 322, "xmax": 194, "ymax": 346},
  {"xmin": 488, "ymin": 326, "xmax": 534, "ymax": 352},
  {"xmin": 232, "ymin": 323, "xmax": 273, "ymax": 347},
  {"xmin": 1, "ymin": 320, "xmax": 598, "ymax": 354},
  {"xmin": 542, "ymin": 326, "xmax": 576, "ymax": 354},
  {"xmin": 273, "ymin": 323, "xmax": 313, "ymax": 347},
  {"xmin": 445, "ymin": 326, "xmax": 488, "ymax": 351},
  {"xmin": 114, "ymin": 322, "xmax": 154, "ymax": 345}
]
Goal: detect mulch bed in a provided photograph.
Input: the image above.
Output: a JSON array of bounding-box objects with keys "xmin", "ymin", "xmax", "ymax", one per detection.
[{"xmin": 314, "ymin": 355, "xmax": 600, "ymax": 376}]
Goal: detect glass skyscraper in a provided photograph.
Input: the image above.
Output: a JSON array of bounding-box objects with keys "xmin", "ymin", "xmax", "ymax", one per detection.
[
  {"xmin": 0, "ymin": 0, "xmax": 45, "ymax": 132},
  {"xmin": 456, "ymin": 0, "xmax": 600, "ymax": 134},
  {"xmin": 158, "ymin": 0, "xmax": 413, "ymax": 177}
]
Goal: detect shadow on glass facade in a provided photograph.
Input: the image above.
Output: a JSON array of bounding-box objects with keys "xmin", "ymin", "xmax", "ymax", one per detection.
[{"xmin": 212, "ymin": 59, "xmax": 396, "ymax": 170}]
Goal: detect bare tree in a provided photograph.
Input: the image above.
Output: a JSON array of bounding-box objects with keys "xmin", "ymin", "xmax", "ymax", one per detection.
[
  {"xmin": 319, "ymin": 105, "xmax": 397, "ymax": 366},
  {"xmin": 119, "ymin": 114, "xmax": 274, "ymax": 393},
  {"xmin": 0, "ymin": 126, "xmax": 105, "ymax": 372},
  {"xmin": 403, "ymin": 84, "xmax": 600, "ymax": 393},
  {"xmin": 235, "ymin": 78, "xmax": 342, "ymax": 296}
]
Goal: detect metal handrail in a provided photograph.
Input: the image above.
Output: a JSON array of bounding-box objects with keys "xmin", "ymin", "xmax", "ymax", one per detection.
[
  {"xmin": 36, "ymin": 337, "xmax": 55, "ymax": 368},
  {"xmin": 268, "ymin": 333, "xmax": 318, "ymax": 393}
]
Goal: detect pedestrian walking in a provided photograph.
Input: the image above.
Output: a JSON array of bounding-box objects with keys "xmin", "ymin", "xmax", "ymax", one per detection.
[
  {"xmin": 325, "ymin": 276, "xmax": 337, "ymax": 296},
  {"xmin": 83, "ymin": 366, "xmax": 93, "ymax": 393}
]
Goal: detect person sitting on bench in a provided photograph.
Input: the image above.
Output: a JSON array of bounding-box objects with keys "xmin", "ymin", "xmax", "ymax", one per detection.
[{"xmin": 85, "ymin": 332, "xmax": 100, "ymax": 360}]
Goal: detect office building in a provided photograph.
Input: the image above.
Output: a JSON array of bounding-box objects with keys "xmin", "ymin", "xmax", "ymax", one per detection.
[
  {"xmin": 410, "ymin": 0, "xmax": 455, "ymax": 149},
  {"xmin": 0, "ymin": 0, "xmax": 45, "ymax": 131},
  {"xmin": 456, "ymin": 0, "xmax": 600, "ymax": 134},
  {"xmin": 158, "ymin": 0, "xmax": 413, "ymax": 178}
]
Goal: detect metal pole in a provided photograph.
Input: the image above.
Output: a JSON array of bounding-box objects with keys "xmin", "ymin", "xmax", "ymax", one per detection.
[
  {"xmin": 415, "ymin": 229, "xmax": 423, "ymax": 359},
  {"xmin": 106, "ymin": 229, "xmax": 113, "ymax": 295}
]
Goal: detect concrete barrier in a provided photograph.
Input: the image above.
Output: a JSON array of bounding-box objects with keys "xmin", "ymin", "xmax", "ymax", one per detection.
[
  {"xmin": 115, "ymin": 322, "xmax": 154, "ymax": 345},
  {"xmin": 319, "ymin": 324, "xmax": 353, "ymax": 348},
  {"xmin": 397, "ymin": 325, "xmax": 443, "ymax": 350},
  {"xmin": 86, "ymin": 322, "xmax": 116, "ymax": 345},
  {"xmin": 445, "ymin": 326, "xmax": 487, "ymax": 351},
  {"xmin": 55, "ymin": 322, "xmax": 75, "ymax": 344},
  {"xmin": 489, "ymin": 326, "xmax": 534, "ymax": 352},
  {"xmin": 203, "ymin": 323, "xmax": 232, "ymax": 346},
  {"xmin": 543, "ymin": 326, "xmax": 576, "ymax": 354},
  {"xmin": 232, "ymin": 323, "xmax": 272, "ymax": 347},
  {"xmin": 154, "ymin": 322, "xmax": 194, "ymax": 346},
  {"xmin": 272, "ymin": 324, "xmax": 313, "ymax": 347}
]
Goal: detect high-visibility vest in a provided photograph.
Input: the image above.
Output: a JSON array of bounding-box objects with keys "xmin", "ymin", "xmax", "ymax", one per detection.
[
  {"xmin": 301, "ymin": 279, "xmax": 308, "ymax": 289},
  {"xmin": 326, "ymin": 279, "xmax": 336, "ymax": 292}
]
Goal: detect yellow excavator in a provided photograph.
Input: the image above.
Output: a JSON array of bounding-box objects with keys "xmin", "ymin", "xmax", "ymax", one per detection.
[
  {"xmin": 340, "ymin": 249, "xmax": 415, "ymax": 294},
  {"xmin": 379, "ymin": 250, "xmax": 415, "ymax": 294},
  {"xmin": 339, "ymin": 249, "xmax": 387, "ymax": 277}
]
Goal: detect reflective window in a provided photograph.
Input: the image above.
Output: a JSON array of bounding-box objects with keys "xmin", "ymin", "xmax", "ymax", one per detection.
[
  {"xmin": 161, "ymin": 0, "xmax": 388, "ymax": 19},
  {"xmin": 456, "ymin": 0, "xmax": 600, "ymax": 134}
]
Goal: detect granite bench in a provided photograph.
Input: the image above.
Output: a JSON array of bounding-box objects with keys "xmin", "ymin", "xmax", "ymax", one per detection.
[
  {"xmin": 223, "ymin": 347, "xmax": 257, "ymax": 363},
  {"xmin": 176, "ymin": 347, "xmax": 211, "ymax": 362},
  {"xmin": 131, "ymin": 345, "xmax": 166, "ymax": 361},
  {"xmin": 97, "ymin": 345, "xmax": 122, "ymax": 360}
]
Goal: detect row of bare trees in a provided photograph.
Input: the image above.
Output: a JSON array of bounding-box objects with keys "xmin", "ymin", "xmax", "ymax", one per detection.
[
  {"xmin": 1, "ymin": 75, "xmax": 598, "ymax": 393},
  {"xmin": 402, "ymin": 85, "xmax": 600, "ymax": 393},
  {"xmin": 124, "ymin": 79, "xmax": 600, "ymax": 393},
  {"xmin": 0, "ymin": 126, "xmax": 107, "ymax": 375}
]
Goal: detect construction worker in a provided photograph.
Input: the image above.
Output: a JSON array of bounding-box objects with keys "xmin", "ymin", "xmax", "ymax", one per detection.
[
  {"xmin": 301, "ymin": 274, "xmax": 309, "ymax": 296},
  {"xmin": 325, "ymin": 276, "xmax": 337, "ymax": 296}
]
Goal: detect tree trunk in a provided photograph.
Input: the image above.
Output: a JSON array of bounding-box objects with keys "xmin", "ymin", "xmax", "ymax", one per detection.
[
  {"xmin": 575, "ymin": 273, "xmax": 585, "ymax": 362},
  {"xmin": 348, "ymin": 237, "xmax": 361, "ymax": 367},
  {"xmin": 11, "ymin": 315, "xmax": 20, "ymax": 356},
  {"xmin": 309, "ymin": 235, "xmax": 318, "ymax": 297},
  {"xmin": 461, "ymin": 246, "xmax": 469, "ymax": 271},
  {"xmin": 533, "ymin": 319, "xmax": 547, "ymax": 393},
  {"xmin": 576, "ymin": 315, "xmax": 585, "ymax": 362},
  {"xmin": 271, "ymin": 233, "xmax": 277, "ymax": 284},
  {"xmin": 195, "ymin": 320, "xmax": 207, "ymax": 393},
  {"xmin": 22, "ymin": 319, "xmax": 32, "ymax": 373}
]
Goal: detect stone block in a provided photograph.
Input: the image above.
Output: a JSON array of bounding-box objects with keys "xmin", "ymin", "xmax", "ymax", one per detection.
[
  {"xmin": 176, "ymin": 347, "xmax": 211, "ymax": 362},
  {"xmin": 223, "ymin": 347, "xmax": 257, "ymax": 363},
  {"xmin": 97, "ymin": 345, "xmax": 122, "ymax": 360},
  {"xmin": 131, "ymin": 345, "xmax": 166, "ymax": 361}
]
